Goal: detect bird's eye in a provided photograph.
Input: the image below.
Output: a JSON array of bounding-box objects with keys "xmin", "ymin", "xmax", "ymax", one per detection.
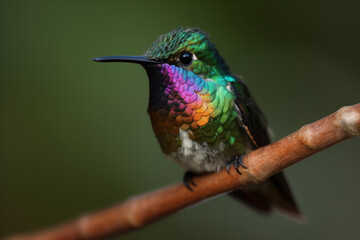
[{"xmin": 178, "ymin": 51, "xmax": 194, "ymax": 66}]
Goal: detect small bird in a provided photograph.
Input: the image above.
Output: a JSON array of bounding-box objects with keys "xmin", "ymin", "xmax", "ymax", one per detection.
[{"xmin": 93, "ymin": 27, "xmax": 302, "ymax": 219}]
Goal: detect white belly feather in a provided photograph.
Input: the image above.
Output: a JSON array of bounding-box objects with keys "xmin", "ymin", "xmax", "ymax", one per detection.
[{"xmin": 167, "ymin": 129, "xmax": 230, "ymax": 173}]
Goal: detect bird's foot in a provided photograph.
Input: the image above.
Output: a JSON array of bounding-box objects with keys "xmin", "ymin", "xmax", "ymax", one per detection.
[
  {"xmin": 226, "ymin": 155, "xmax": 247, "ymax": 175},
  {"xmin": 183, "ymin": 171, "xmax": 197, "ymax": 191}
]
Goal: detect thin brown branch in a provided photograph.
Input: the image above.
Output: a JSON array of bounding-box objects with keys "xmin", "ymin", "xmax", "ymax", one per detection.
[{"xmin": 6, "ymin": 104, "xmax": 360, "ymax": 240}]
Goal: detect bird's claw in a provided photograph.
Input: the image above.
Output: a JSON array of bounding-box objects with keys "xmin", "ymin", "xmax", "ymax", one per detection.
[
  {"xmin": 183, "ymin": 171, "xmax": 197, "ymax": 191},
  {"xmin": 226, "ymin": 155, "xmax": 247, "ymax": 175}
]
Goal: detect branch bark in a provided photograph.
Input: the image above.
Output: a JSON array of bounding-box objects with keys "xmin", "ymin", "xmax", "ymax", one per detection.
[{"xmin": 6, "ymin": 104, "xmax": 360, "ymax": 240}]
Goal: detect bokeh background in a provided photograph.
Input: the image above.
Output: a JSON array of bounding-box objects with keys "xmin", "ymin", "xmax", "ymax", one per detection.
[{"xmin": 1, "ymin": 0, "xmax": 359, "ymax": 239}]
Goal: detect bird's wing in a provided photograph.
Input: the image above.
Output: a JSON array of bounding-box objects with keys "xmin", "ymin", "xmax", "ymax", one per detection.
[
  {"xmin": 228, "ymin": 78, "xmax": 302, "ymax": 219},
  {"xmin": 229, "ymin": 78, "xmax": 270, "ymax": 148}
]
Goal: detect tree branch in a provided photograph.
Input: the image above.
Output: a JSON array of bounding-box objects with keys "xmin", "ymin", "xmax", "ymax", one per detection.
[{"xmin": 6, "ymin": 104, "xmax": 360, "ymax": 240}]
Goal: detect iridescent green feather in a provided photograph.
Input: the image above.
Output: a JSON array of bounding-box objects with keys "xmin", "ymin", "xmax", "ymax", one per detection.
[{"xmin": 145, "ymin": 27, "xmax": 230, "ymax": 78}]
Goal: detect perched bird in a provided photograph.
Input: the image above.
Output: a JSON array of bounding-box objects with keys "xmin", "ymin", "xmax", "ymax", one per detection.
[{"xmin": 93, "ymin": 27, "xmax": 302, "ymax": 219}]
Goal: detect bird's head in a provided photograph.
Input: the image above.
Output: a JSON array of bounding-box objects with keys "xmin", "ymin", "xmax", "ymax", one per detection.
[{"xmin": 93, "ymin": 27, "xmax": 235, "ymax": 84}]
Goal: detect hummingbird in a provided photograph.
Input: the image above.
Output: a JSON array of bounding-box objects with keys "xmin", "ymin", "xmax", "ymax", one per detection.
[{"xmin": 93, "ymin": 27, "xmax": 302, "ymax": 219}]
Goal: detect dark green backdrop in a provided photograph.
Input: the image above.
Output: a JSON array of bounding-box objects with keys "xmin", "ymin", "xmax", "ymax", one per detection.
[{"xmin": 1, "ymin": 1, "xmax": 359, "ymax": 239}]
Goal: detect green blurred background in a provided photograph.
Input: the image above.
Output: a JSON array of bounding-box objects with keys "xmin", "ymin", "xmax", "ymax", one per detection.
[{"xmin": 1, "ymin": 0, "xmax": 359, "ymax": 239}]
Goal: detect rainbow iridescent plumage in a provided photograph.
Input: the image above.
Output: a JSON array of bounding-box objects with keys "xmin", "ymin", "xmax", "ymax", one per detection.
[{"xmin": 146, "ymin": 62, "xmax": 246, "ymax": 164}]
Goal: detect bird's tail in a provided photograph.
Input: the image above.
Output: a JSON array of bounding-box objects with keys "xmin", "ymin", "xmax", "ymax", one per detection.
[{"xmin": 229, "ymin": 172, "xmax": 304, "ymax": 221}]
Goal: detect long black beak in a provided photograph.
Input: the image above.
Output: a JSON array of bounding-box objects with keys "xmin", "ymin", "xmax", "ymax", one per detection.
[{"xmin": 92, "ymin": 55, "xmax": 160, "ymax": 65}]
